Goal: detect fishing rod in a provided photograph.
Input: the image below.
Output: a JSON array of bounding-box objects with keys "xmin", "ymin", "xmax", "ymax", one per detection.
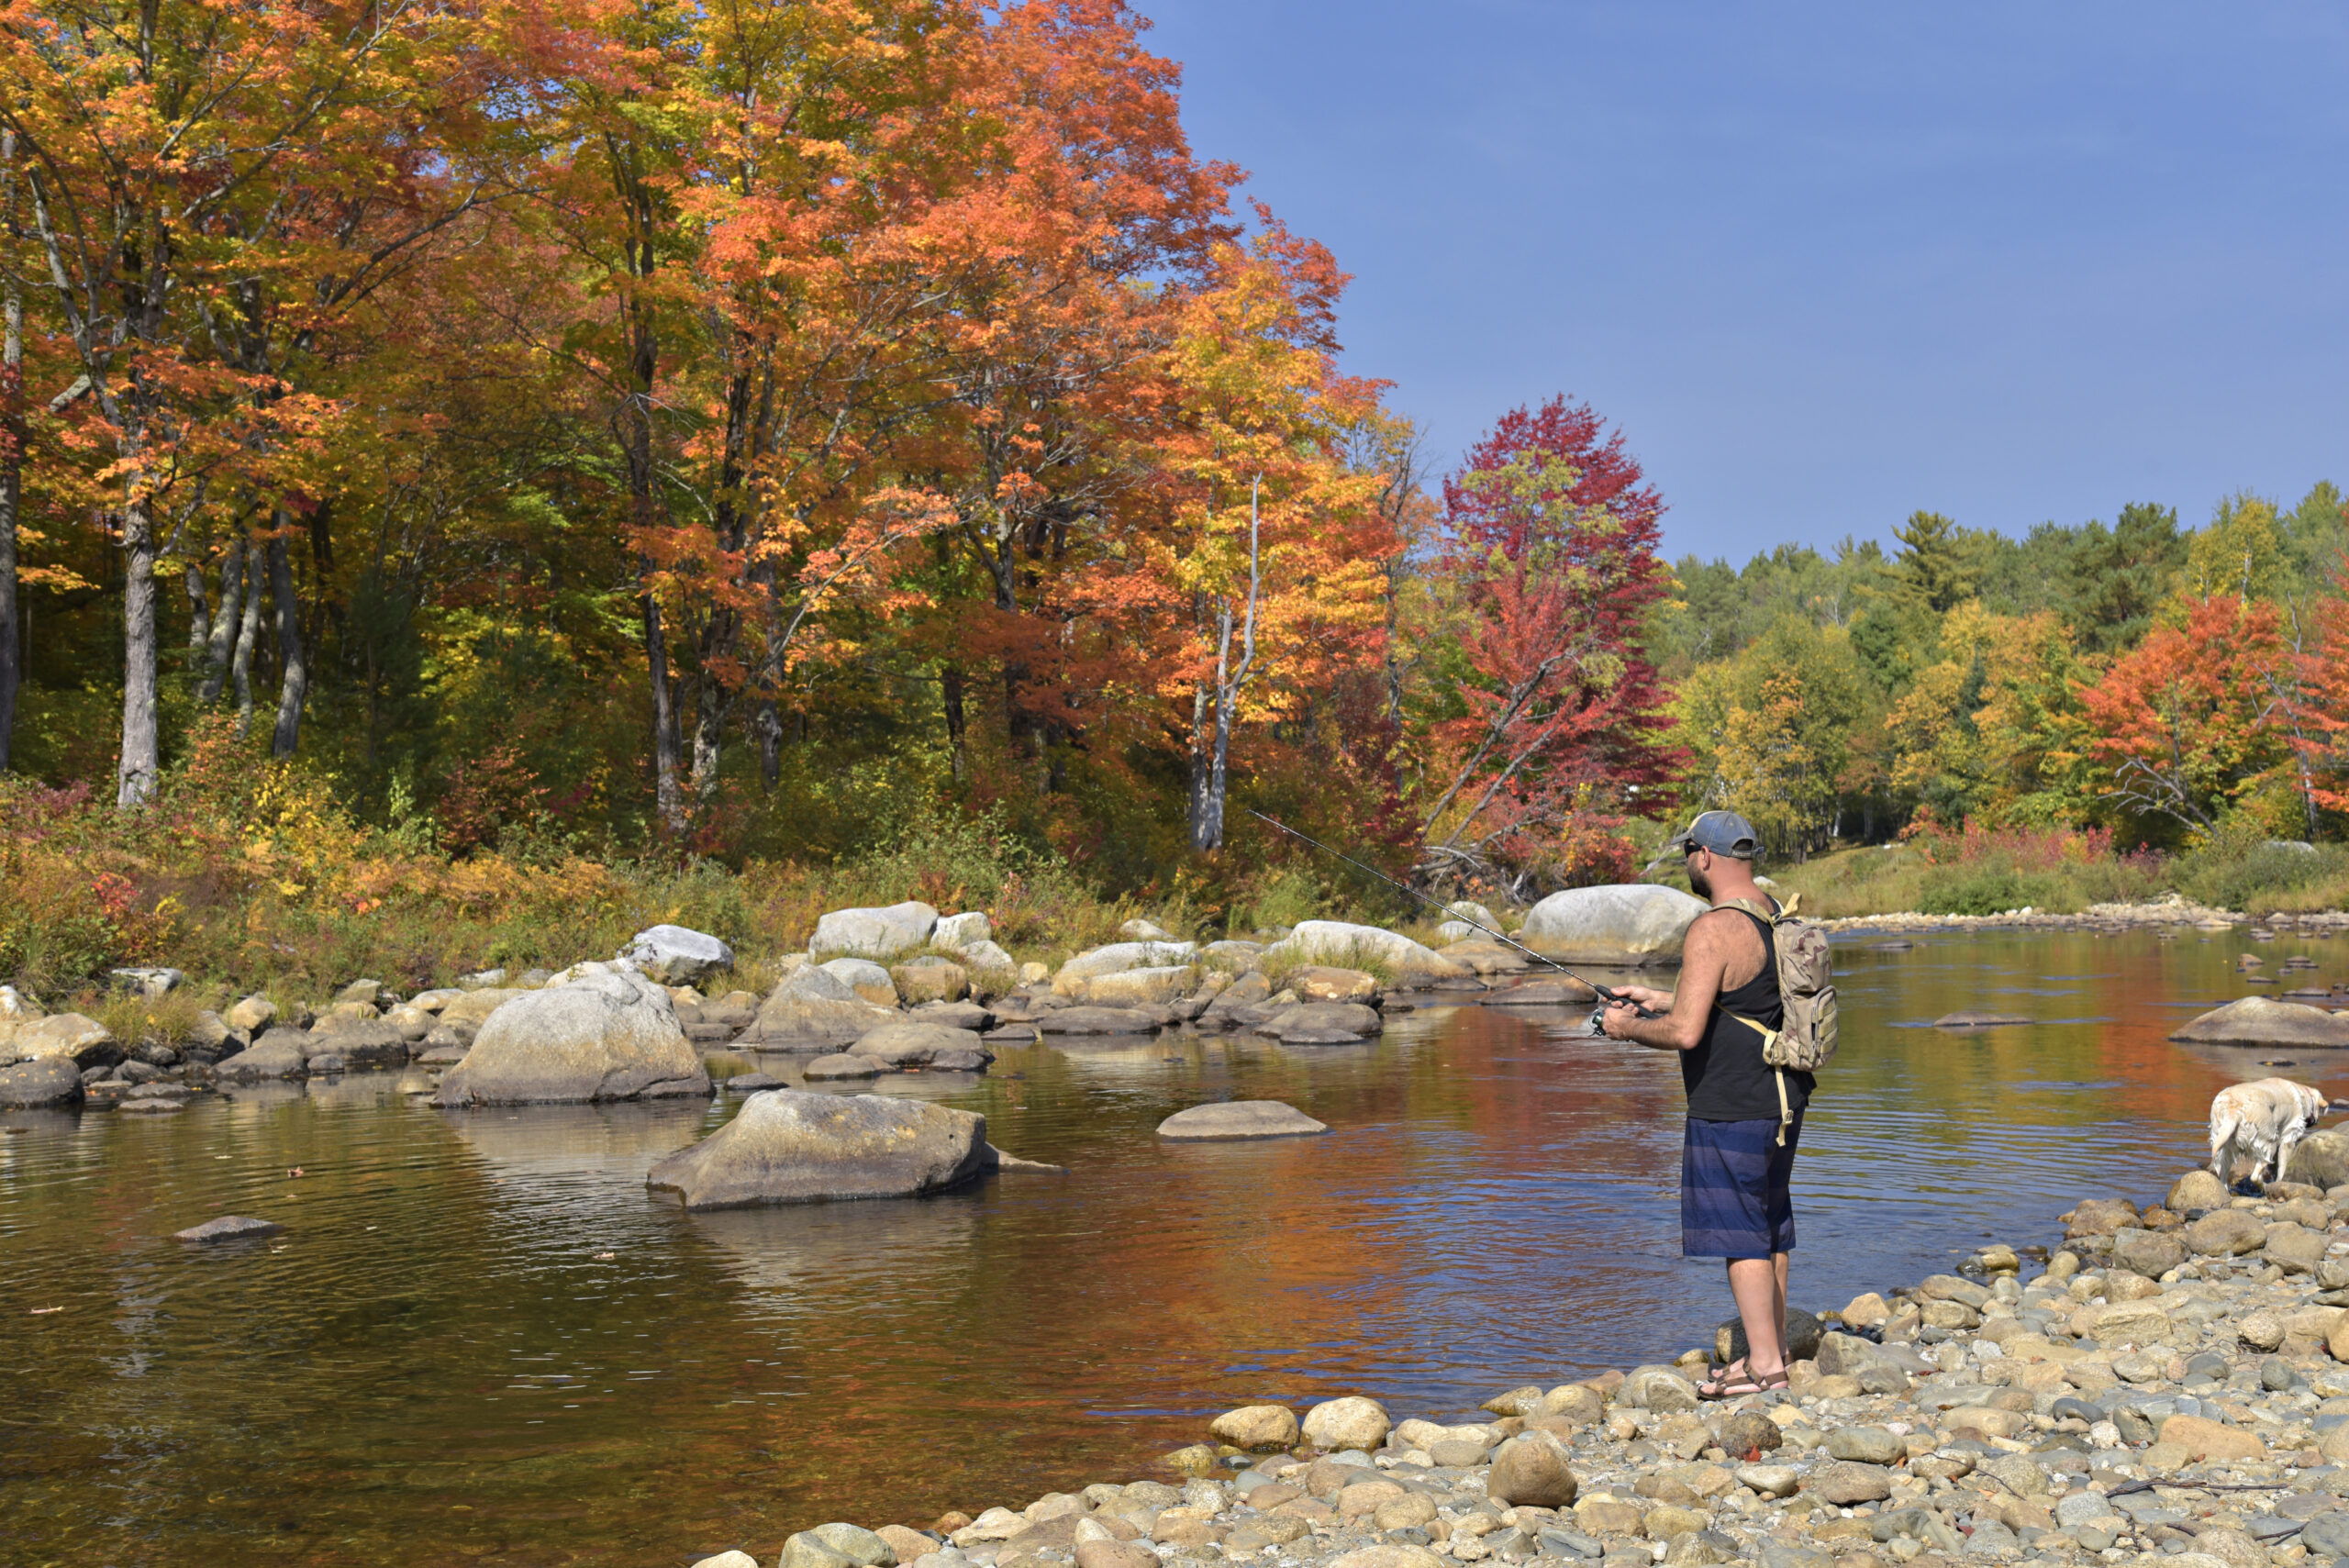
[{"xmin": 1244, "ymin": 808, "xmax": 1659, "ymax": 1026}]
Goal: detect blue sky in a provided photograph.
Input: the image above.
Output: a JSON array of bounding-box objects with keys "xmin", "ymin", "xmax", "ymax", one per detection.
[{"xmin": 1139, "ymin": 1, "xmax": 2349, "ymax": 563}]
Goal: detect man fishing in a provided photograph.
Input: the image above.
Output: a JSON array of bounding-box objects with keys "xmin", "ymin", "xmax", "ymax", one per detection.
[{"xmin": 1599, "ymin": 810, "xmax": 1810, "ymax": 1400}]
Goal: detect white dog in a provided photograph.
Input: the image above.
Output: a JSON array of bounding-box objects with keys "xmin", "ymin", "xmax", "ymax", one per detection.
[{"xmin": 2210, "ymin": 1077, "xmax": 2335, "ymax": 1191}]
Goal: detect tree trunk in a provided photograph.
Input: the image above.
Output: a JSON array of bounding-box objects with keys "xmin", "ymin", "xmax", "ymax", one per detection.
[
  {"xmin": 942, "ymin": 663, "xmax": 966, "ymax": 784},
  {"xmin": 643, "ymin": 579, "xmax": 683, "ymax": 832},
  {"xmin": 0, "ymin": 146, "xmax": 19, "ymax": 773},
  {"xmin": 689, "ymin": 667, "xmax": 727, "ymax": 800},
  {"xmin": 267, "ymin": 520, "xmax": 307, "ymax": 758},
  {"xmin": 233, "ymin": 538, "xmax": 262, "ymax": 734},
  {"xmin": 199, "ymin": 530, "xmax": 243, "ymax": 704},
  {"xmin": 185, "ymin": 562, "xmax": 208, "ymax": 666},
  {"xmin": 117, "ymin": 495, "xmax": 160, "ymax": 806}
]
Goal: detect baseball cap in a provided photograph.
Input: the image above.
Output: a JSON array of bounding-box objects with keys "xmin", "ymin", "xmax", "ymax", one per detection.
[{"xmin": 1666, "ymin": 810, "xmax": 1760, "ymax": 860}]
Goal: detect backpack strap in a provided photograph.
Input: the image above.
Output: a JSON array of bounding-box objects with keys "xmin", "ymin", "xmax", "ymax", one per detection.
[{"xmin": 1712, "ymin": 894, "xmax": 1795, "ymax": 1146}]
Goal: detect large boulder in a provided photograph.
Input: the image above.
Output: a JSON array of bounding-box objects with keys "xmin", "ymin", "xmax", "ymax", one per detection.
[
  {"xmin": 2170, "ymin": 997, "xmax": 2349, "ymax": 1047},
  {"xmin": 217, "ymin": 1030, "xmax": 312, "ymax": 1080},
  {"xmin": 1082, "ymin": 966, "xmax": 1194, "ymax": 1006},
  {"xmin": 890, "ymin": 957, "xmax": 968, "ymax": 1005},
  {"xmin": 1053, "ymin": 941, "xmax": 1198, "ymax": 995},
  {"xmin": 2290, "ymin": 1129, "xmax": 2349, "ymax": 1189},
  {"xmin": 1036, "ymin": 1006, "xmax": 1163, "ymax": 1036},
  {"xmin": 0, "ymin": 1055, "xmax": 84, "ymax": 1109},
  {"xmin": 934, "ymin": 911, "xmax": 993, "ymax": 951},
  {"xmin": 1261, "ymin": 922, "xmax": 1468, "ymax": 986},
  {"xmin": 432, "ymin": 969, "xmax": 711, "ymax": 1106},
  {"xmin": 308, "ymin": 1018, "xmax": 410, "ymax": 1069},
  {"xmin": 746, "ymin": 965, "xmax": 897, "ymax": 1049},
  {"xmin": 1518, "ymin": 885, "xmax": 1707, "ymax": 967},
  {"xmin": 850, "ymin": 1022, "xmax": 993, "ymax": 1072},
  {"xmin": 439, "ymin": 988, "xmax": 529, "ymax": 1028},
  {"xmin": 643, "ymin": 1088, "xmax": 989, "ymax": 1208},
  {"xmin": 810, "ymin": 901, "xmax": 939, "ymax": 961},
  {"xmin": 1256, "ymin": 1002, "xmax": 1383, "ymax": 1044},
  {"xmin": 619, "ymin": 924, "xmax": 735, "ymax": 985},
  {"xmin": 10, "ymin": 1013, "xmax": 123, "ymax": 1070},
  {"xmin": 819, "ymin": 958, "xmax": 898, "ymax": 1007},
  {"xmin": 1157, "ymin": 1100, "xmax": 1329, "ymax": 1140}
]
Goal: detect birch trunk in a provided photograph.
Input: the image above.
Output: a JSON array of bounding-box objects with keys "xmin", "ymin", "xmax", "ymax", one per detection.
[
  {"xmin": 117, "ymin": 493, "xmax": 159, "ymax": 806},
  {"xmin": 0, "ymin": 132, "xmax": 19, "ymax": 772},
  {"xmin": 267, "ymin": 522, "xmax": 307, "ymax": 758},
  {"xmin": 232, "ymin": 539, "xmax": 262, "ymax": 733},
  {"xmin": 199, "ymin": 531, "xmax": 243, "ymax": 704}
]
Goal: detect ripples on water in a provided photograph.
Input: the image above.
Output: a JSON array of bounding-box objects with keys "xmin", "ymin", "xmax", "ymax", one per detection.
[{"xmin": 0, "ymin": 926, "xmax": 2339, "ymax": 1564}]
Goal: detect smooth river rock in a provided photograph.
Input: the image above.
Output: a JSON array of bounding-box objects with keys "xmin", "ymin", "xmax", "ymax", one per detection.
[
  {"xmin": 1052, "ymin": 941, "xmax": 1198, "ymax": 995},
  {"xmin": 9, "ymin": 1012, "xmax": 122, "ymax": 1069},
  {"xmin": 644, "ymin": 1088, "xmax": 990, "ymax": 1207},
  {"xmin": 2170, "ymin": 996, "xmax": 2349, "ymax": 1047},
  {"xmin": 1516, "ymin": 884, "xmax": 1708, "ymax": 967},
  {"xmin": 1156, "ymin": 1100, "xmax": 1330, "ymax": 1140},
  {"xmin": 0, "ymin": 1055, "xmax": 85, "ymax": 1109},
  {"xmin": 850, "ymin": 1021, "xmax": 993, "ymax": 1072},
  {"xmin": 432, "ymin": 968, "xmax": 711, "ymax": 1106},
  {"xmin": 747, "ymin": 965, "xmax": 898, "ymax": 1049},
  {"xmin": 1260, "ymin": 922, "xmax": 1468, "ymax": 985},
  {"xmin": 1300, "ymin": 1396, "xmax": 1390, "ymax": 1451},
  {"xmin": 174, "ymin": 1215, "xmax": 285, "ymax": 1243},
  {"xmin": 811, "ymin": 901, "xmax": 941, "ymax": 961},
  {"xmin": 1486, "ymin": 1428, "xmax": 1580, "ymax": 1507},
  {"xmin": 618, "ymin": 923, "xmax": 736, "ymax": 985}
]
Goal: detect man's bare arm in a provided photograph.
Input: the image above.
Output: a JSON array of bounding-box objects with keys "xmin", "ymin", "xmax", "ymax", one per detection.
[{"xmin": 1600, "ymin": 912, "xmax": 1733, "ymax": 1051}]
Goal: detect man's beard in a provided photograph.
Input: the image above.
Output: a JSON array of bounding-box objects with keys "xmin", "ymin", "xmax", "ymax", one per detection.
[{"xmin": 1688, "ymin": 861, "xmax": 1713, "ymax": 900}]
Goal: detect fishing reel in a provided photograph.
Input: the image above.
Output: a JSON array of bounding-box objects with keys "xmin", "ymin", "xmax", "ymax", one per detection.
[{"xmin": 1587, "ymin": 986, "xmax": 1659, "ymax": 1038}]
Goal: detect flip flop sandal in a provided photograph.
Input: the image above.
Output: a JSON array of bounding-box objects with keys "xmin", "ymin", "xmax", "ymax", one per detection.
[{"xmin": 1698, "ymin": 1364, "xmax": 1790, "ymax": 1400}]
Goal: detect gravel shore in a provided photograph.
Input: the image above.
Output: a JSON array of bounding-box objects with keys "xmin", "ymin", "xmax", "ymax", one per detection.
[
  {"xmin": 1815, "ymin": 898, "xmax": 2349, "ymax": 935},
  {"xmin": 718, "ymin": 1171, "xmax": 2349, "ymax": 1568}
]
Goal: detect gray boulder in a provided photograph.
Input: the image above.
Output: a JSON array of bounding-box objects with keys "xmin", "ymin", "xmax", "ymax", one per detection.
[
  {"xmin": 619, "ymin": 923, "xmax": 736, "ymax": 985},
  {"xmin": 111, "ymin": 965, "xmax": 184, "ymax": 998},
  {"xmin": 1052, "ymin": 940, "xmax": 1198, "ymax": 995},
  {"xmin": 779, "ymin": 1523, "xmax": 896, "ymax": 1568},
  {"xmin": 644, "ymin": 1088, "xmax": 989, "ymax": 1207},
  {"xmin": 1156, "ymin": 1100, "xmax": 1328, "ymax": 1140},
  {"xmin": 1260, "ymin": 921, "xmax": 1468, "ymax": 985},
  {"xmin": 0, "ymin": 1055, "xmax": 84, "ymax": 1108},
  {"xmin": 1518, "ymin": 884, "xmax": 1709, "ymax": 967},
  {"xmin": 432, "ymin": 968, "xmax": 711, "ymax": 1106},
  {"xmin": 217, "ymin": 1031, "xmax": 313, "ymax": 1080},
  {"xmin": 1256, "ymin": 1001, "xmax": 1382, "ymax": 1044},
  {"xmin": 11, "ymin": 1013, "xmax": 123, "ymax": 1070},
  {"xmin": 850, "ymin": 1022, "xmax": 993, "ymax": 1071},
  {"xmin": 2170, "ymin": 997, "xmax": 2349, "ymax": 1047},
  {"xmin": 308, "ymin": 1018, "xmax": 409, "ymax": 1069},
  {"xmin": 747, "ymin": 965, "xmax": 897, "ymax": 1049},
  {"xmin": 818, "ymin": 957, "xmax": 898, "ymax": 1007},
  {"xmin": 934, "ymin": 911, "xmax": 993, "ymax": 951},
  {"xmin": 810, "ymin": 900, "xmax": 940, "ymax": 961},
  {"xmin": 802, "ymin": 1053, "xmax": 884, "ymax": 1080}
]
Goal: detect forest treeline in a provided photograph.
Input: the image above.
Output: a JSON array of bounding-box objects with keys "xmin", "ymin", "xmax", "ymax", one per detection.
[{"xmin": 4, "ymin": 0, "xmax": 2349, "ymax": 983}]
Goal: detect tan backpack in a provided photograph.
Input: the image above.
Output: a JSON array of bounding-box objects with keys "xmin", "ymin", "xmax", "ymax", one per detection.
[{"xmin": 1718, "ymin": 893, "xmax": 1838, "ymax": 1143}]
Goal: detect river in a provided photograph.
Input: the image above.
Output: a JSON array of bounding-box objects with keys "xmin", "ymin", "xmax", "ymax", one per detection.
[{"xmin": 0, "ymin": 924, "xmax": 2332, "ymax": 1565}]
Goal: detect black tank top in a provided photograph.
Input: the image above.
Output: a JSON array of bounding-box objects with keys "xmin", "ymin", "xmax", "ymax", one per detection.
[{"xmin": 1680, "ymin": 906, "xmax": 1811, "ymax": 1122}]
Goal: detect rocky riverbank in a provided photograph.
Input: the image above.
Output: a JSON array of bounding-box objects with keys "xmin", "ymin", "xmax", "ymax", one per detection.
[
  {"xmin": 706, "ymin": 1171, "xmax": 2349, "ymax": 1568},
  {"xmin": 1813, "ymin": 897, "xmax": 2348, "ymax": 936}
]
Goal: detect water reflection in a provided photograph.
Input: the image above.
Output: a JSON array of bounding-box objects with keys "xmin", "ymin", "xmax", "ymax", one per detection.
[{"xmin": 2, "ymin": 927, "xmax": 2343, "ymax": 1565}]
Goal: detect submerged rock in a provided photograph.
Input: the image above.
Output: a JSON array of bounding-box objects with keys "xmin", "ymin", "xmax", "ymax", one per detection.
[
  {"xmin": 644, "ymin": 1088, "xmax": 989, "ymax": 1207},
  {"xmin": 432, "ymin": 968, "xmax": 710, "ymax": 1106},
  {"xmin": 1932, "ymin": 1008, "xmax": 2032, "ymax": 1028},
  {"xmin": 174, "ymin": 1215, "xmax": 285, "ymax": 1243},
  {"xmin": 1517, "ymin": 884, "xmax": 1708, "ymax": 967},
  {"xmin": 1156, "ymin": 1100, "xmax": 1329, "ymax": 1140}
]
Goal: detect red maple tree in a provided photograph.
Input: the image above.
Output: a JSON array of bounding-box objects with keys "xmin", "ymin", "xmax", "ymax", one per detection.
[{"xmin": 1419, "ymin": 396, "xmax": 1679, "ymax": 890}]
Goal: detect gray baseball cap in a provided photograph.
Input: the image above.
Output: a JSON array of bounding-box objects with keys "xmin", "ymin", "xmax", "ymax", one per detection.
[{"xmin": 1666, "ymin": 810, "xmax": 1760, "ymax": 860}]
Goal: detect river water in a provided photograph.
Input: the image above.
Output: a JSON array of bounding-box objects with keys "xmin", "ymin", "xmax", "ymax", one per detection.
[{"xmin": 0, "ymin": 925, "xmax": 2339, "ymax": 1565}]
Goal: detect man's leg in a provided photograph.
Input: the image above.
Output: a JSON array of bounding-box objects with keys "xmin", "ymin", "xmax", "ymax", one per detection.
[{"xmin": 1727, "ymin": 1256, "xmax": 1787, "ymax": 1378}]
